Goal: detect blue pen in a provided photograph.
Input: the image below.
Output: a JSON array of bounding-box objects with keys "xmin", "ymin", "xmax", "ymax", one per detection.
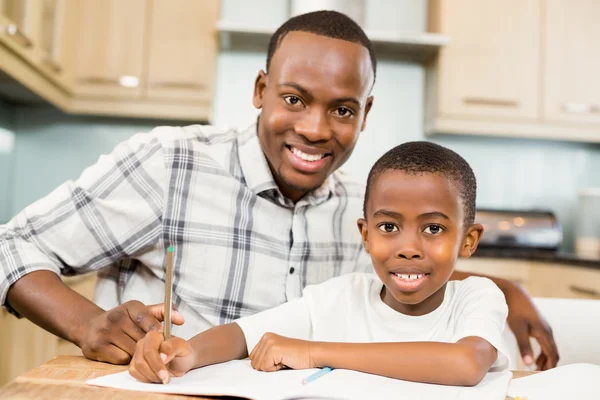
[{"xmin": 301, "ymin": 367, "xmax": 333, "ymax": 385}]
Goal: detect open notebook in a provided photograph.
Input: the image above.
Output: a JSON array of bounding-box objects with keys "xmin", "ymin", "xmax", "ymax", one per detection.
[{"xmin": 86, "ymin": 359, "xmax": 512, "ymax": 400}]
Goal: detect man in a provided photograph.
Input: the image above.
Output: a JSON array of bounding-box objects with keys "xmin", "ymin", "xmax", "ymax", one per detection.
[{"xmin": 0, "ymin": 11, "xmax": 558, "ymax": 370}]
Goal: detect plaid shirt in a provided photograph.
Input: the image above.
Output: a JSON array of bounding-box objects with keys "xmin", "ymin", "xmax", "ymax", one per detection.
[{"xmin": 0, "ymin": 124, "xmax": 371, "ymax": 339}]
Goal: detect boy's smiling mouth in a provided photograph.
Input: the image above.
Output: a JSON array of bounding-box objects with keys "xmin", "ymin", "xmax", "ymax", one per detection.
[{"xmin": 389, "ymin": 268, "xmax": 431, "ymax": 292}]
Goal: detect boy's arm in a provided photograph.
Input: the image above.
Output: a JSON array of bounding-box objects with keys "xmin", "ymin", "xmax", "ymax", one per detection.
[
  {"xmin": 190, "ymin": 323, "xmax": 249, "ymax": 368},
  {"xmin": 309, "ymin": 337, "xmax": 496, "ymax": 386},
  {"xmin": 450, "ymin": 270, "xmax": 559, "ymax": 370}
]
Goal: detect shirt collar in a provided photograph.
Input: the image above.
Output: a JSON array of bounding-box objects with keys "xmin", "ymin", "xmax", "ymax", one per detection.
[{"xmin": 237, "ymin": 123, "xmax": 336, "ymax": 207}]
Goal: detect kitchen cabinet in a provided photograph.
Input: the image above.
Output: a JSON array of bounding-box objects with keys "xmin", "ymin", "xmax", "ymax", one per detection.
[
  {"xmin": 145, "ymin": 0, "xmax": 219, "ymax": 103},
  {"xmin": 427, "ymin": 0, "xmax": 600, "ymax": 143},
  {"xmin": 0, "ymin": 273, "xmax": 97, "ymax": 388},
  {"xmin": 72, "ymin": 0, "xmax": 146, "ymax": 99},
  {"xmin": 543, "ymin": 0, "xmax": 600, "ymax": 126},
  {"xmin": 455, "ymin": 257, "xmax": 533, "ymax": 293},
  {"xmin": 530, "ymin": 262, "xmax": 600, "ymax": 300},
  {"xmin": 428, "ymin": 0, "xmax": 540, "ymax": 121}
]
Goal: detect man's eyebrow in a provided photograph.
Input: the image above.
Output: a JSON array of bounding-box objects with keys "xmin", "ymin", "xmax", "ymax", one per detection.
[
  {"xmin": 373, "ymin": 209, "xmax": 403, "ymax": 219},
  {"xmin": 333, "ymin": 96, "xmax": 361, "ymax": 107},
  {"xmin": 419, "ymin": 212, "xmax": 451, "ymax": 220},
  {"xmin": 279, "ymin": 82, "xmax": 312, "ymax": 100}
]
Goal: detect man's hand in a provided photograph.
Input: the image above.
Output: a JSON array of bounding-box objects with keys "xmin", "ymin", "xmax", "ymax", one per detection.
[
  {"xmin": 80, "ymin": 300, "xmax": 185, "ymax": 364},
  {"xmin": 129, "ymin": 331, "xmax": 196, "ymax": 384},
  {"xmin": 249, "ymin": 332, "xmax": 314, "ymax": 372},
  {"xmin": 504, "ymin": 284, "xmax": 559, "ymax": 370}
]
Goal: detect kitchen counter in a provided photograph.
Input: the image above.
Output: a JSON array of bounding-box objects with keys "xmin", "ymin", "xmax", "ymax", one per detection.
[{"xmin": 472, "ymin": 248, "xmax": 600, "ymax": 269}]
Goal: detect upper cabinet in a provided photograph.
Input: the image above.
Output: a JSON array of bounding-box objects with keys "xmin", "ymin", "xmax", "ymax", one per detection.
[
  {"xmin": 0, "ymin": 0, "xmax": 219, "ymax": 121},
  {"xmin": 427, "ymin": 0, "xmax": 600, "ymax": 143},
  {"xmin": 145, "ymin": 0, "xmax": 219, "ymax": 103},
  {"xmin": 432, "ymin": 0, "xmax": 540, "ymax": 121},
  {"xmin": 544, "ymin": 0, "xmax": 600, "ymax": 125},
  {"xmin": 73, "ymin": 0, "xmax": 147, "ymax": 99}
]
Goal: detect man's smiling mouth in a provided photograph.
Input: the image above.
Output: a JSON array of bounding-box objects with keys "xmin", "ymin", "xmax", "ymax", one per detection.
[{"xmin": 286, "ymin": 145, "xmax": 332, "ymax": 162}]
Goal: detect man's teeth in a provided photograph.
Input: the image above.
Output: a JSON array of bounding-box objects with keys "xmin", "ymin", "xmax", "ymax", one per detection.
[
  {"xmin": 396, "ymin": 274, "xmax": 424, "ymax": 280},
  {"xmin": 291, "ymin": 147, "xmax": 325, "ymax": 162}
]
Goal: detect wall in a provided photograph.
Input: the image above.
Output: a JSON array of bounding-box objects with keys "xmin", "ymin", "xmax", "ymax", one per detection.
[
  {"xmin": 5, "ymin": 0, "xmax": 600, "ymax": 251},
  {"xmin": 0, "ymin": 100, "xmax": 15, "ymax": 223}
]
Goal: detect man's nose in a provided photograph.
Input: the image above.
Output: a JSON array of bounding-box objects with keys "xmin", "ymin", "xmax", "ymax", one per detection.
[
  {"xmin": 294, "ymin": 108, "xmax": 332, "ymax": 143},
  {"xmin": 395, "ymin": 233, "xmax": 424, "ymax": 260}
]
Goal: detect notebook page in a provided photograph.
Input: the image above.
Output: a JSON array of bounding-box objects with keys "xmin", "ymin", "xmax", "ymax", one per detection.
[{"xmin": 507, "ymin": 363, "xmax": 600, "ymax": 400}]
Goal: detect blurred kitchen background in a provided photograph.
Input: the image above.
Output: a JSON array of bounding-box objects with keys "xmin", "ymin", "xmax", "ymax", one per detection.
[{"xmin": 1, "ymin": 0, "xmax": 600, "ymax": 385}]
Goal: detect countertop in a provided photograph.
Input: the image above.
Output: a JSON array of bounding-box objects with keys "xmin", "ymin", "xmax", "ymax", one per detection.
[{"xmin": 473, "ymin": 247, "xmax": 600, "ymax": 269}]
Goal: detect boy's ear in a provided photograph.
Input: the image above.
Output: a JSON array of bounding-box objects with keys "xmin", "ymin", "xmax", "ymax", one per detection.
[
  {"xmin": 459, "ymin": 223, "xmax": 484, "ymax": 258},
  {"xmin": 357, "ymin": 218, "xmax": 371, "ymax": 253}
]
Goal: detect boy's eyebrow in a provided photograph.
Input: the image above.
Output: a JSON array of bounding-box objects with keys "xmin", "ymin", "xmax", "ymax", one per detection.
[
  {"xmin": 373, "ymin": 210, "xmax": 404, "ymax": 219},
  {"xmin": 419, "ymin": 212, "xmax": 451, "ymax": 220}
]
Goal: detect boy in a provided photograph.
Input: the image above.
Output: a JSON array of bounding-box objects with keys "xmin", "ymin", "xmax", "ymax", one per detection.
[{"xmin": 129, "ymin": 141, "xmax": 508, "ymax": 387}]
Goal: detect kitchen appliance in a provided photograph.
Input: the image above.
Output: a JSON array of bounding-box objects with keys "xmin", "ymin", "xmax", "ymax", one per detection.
[
  {"xmin": 575, "ymin": 188, "xmax": 600, "ymax": 259},
  {"xmin": 475, "ymin": 209, "xmax": 562, "ymax": 250}
]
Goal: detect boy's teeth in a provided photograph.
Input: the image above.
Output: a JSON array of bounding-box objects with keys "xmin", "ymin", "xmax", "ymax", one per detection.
[
  {"xmin": 291, "ymin": 147, "xmax": 325, "ymax": 162},
  {"xmin": 396, "ymin": 274, "xmax": 424, "ymax": 280}
]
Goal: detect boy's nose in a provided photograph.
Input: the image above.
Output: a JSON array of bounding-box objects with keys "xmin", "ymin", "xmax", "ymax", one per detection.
[
  {"xmin": 395, "ymin": 237, "xmax": 424, "ymax": 260},
  {"xmin": 294, "ymin": 109, "xmax": 332, "ymax": 143}
]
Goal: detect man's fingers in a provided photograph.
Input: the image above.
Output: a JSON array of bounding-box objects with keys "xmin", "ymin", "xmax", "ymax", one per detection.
[
  {"xmin": 148, "ymin": 303, "xmax": 186, "ymax": 326},
  {"xmin": 108, "ymin": 331, "xmax": 138, "ymax": 357},
  {"xmin": 532, "ymin": 329, "xmax": 559, "ymax": 370},
  {"xmin": 97, "ymin": 344, "xmax": 132, "ymax": 365},
  {"xmin": 125, "ymin": 301, "xmax": 163, "ymax": 333},
  {"xmin": 512, "ymin": 325, "xmax": 534, "ymax": 366},
  {"xmin": 122, "ymin": 318, "xmax": 149, "ymax": 343}
]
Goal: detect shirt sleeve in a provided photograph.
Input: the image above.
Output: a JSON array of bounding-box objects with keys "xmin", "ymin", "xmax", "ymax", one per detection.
[
  {"xmin": 235, "ymin": 297, "xmax": 313, "ymax": 354},
  {"xmin": 0, "ymin": 130, "xmax": 167, "ymax": 315},
  {"xmin": 450, "ymin": 277, "xmax": 510, "ymax": 368}
]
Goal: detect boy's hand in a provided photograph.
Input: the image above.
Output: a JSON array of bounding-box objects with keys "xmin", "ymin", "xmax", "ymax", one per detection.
[
  {"xmin": 129, "ymin": 331, "xmax": 196, "ymax": 384},
  {"xmin": 249, "ymin": 332, "xmax": 314, "ymax": 372},
  {"xmin": 81, "ymin": 301, "xmax": 185, "ymax": 364}
]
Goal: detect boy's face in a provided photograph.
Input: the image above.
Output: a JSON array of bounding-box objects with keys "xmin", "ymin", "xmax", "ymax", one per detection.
[
  {"xmin": 357, "ymin": 170, "xmax": 483, "ymax": 316},
  {"xmin": 253, "ymin": 31, "xmax": 374, "ymax": 202}
]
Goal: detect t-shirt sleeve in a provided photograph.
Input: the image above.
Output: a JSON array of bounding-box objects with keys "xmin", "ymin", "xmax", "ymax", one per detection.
[
  {"xmin": 234, "ymin": 297, "xmax": 313, "ymax": 354},
  {"xmin": 450, "ymin": 277, "xmax": 509, "ymax": 368}
]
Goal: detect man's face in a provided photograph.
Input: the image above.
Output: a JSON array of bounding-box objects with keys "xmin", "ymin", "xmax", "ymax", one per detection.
[
  {"xmin": 253, "ymin": 31, "xmax": 374, "ymax": 202},
  {"xmin": 358, "ymin": 170, "xmax": 482, "ymax": 316}
]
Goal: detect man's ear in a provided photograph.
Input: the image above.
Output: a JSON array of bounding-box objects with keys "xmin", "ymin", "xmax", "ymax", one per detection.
[
  {"xmin": 253, "ymin": 70, "xmax": 268, "ymax": 109},
  {"xmin": 360, "ymin": 96, "xmax": 374, "ymax": 131},
  {"xmin": 357, "ymin": 218, "xmax": 371, "ymax": 253},
  {"xmin": 459, "ymin": 223, "xmax": 484, "ymax": 258}
]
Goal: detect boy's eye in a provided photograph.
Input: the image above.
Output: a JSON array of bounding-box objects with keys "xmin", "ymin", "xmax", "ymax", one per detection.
[
  {"xmin": 284, "ymin": 96, "xmax": 303, "ymax": 106},
  {"xmin": 423, "ymin": 224, "xmax": 443, "ymax": 235},
  {"xmin": 333, "ymin": 107, "xmax": 354, "ymax": 117},
  {"xmin": 378, "ymin": 223, "xmax": 398, "ymax": 233}
]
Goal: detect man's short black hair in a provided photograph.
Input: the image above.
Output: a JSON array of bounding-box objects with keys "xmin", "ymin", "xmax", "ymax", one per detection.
[
  {"xmin": 266, "ymin": 10, "xmax": 377, "ymax": 82},
  {"xmin": 363, "ymin": 141, "xmax": 477, "ymax": 227}
]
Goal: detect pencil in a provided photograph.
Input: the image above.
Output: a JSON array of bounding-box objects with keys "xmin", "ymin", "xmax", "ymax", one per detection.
[
  {"xmin": 301, "ymin": 367, "xmax": 333, "ymax": 385},
  {"xmin": 164, "ymin": 246, "xmax": 174, "ymax": 340}
]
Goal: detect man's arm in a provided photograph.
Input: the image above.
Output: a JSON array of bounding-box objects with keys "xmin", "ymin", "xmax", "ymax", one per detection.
[
  {"xmin": 450, "ymin": 269, "xmax": 559, "ymax": 369},
  {"xmin": 6, "ymin": 270, "xmax": 181, "ymax": 364},
  {"xmin": 1, "ymin": 130, "xmax": 178, "ymax": 364}
]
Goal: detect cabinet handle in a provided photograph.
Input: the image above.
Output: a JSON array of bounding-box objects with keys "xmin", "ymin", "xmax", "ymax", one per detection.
[
  {"xmin": 41, "ymin": 57, "xmax": 62, "ymax": 74},
  {"xmin": 5, "ymin": 24, "xmax": 33, "ymax": 48},
  {"xmin": 562, "ymin": 103, "xmax": 600, "ymax": 114},
  {"xmin": 463, "ymin": 97, "xmax": 518, "ymax": 107},
  {"xmin": 77, "ymin": 76, "xmax": 139, "ymax": 88},
  {"xmin": 569, "ymin": 284, "xmax": 600, "ymax": 298},
  {"xmin": 149, "ymin": 82, "xmax": 207, "ymax": 90}
]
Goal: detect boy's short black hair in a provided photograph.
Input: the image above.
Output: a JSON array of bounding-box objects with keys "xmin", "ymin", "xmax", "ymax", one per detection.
[
  {"xmin": 363, "ymin": 141, "xmax": 477, "ymax": 227},
  {"xmin": 266, "ymin": 10, "xmax": 377, "ymax": 82}
]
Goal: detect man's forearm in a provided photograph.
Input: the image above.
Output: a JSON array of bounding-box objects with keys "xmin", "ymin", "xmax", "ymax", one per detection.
[
  {"xmin": 6, "ymin": 270, "xmax": 104, "ymax": 347},
  {"xmin": 309, "ymin": 340, "xmax": 494, "ymax": 386},
  {"xmin": 190, "ymin": 323, "xmax": 249, "ymax": 369}
]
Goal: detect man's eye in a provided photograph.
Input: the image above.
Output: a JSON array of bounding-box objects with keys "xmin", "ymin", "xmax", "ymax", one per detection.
[
  {"xmin": 284, "ymin": 96, "xmax": 302, "ymax": 106},
  {"xmin": 378, "ymin": 223, "xmax": 398, "ymax": 233},
  {"xmin": 333, "ymin": 107, "xmax": 353, "ymax": 117},
  {"xmin": 423, "ymin": 225, "xmax": 443, "ymax": 235}
]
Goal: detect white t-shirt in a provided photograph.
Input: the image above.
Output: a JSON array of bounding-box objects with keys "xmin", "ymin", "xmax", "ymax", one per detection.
[{"xmin": 235, "ymin": 273, "xmax": 509, "ymax": 369}]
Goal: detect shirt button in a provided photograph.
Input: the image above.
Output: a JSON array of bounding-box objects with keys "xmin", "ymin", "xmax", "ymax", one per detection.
[{"xmin": 289, "ymin": 267, "xmax": 295, "ymax": 274}]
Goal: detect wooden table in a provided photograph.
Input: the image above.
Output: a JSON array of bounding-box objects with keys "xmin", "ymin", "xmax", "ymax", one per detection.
[{"xmin": 0, "ymin": 356, "xmax": 534, "ymax": 399}]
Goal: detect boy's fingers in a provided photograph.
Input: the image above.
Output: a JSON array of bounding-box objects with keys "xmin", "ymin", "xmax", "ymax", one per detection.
[
  {"xmin": 160, "ymin": 337, "xmax": 191, "ymax": 364},
  {"xmin": 142, "ymin": 332, "xmax": 169, "ymax": 382},
  {"xmin": 131, "ymin": 340, "xmax": 162, "ymax": 383}
]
